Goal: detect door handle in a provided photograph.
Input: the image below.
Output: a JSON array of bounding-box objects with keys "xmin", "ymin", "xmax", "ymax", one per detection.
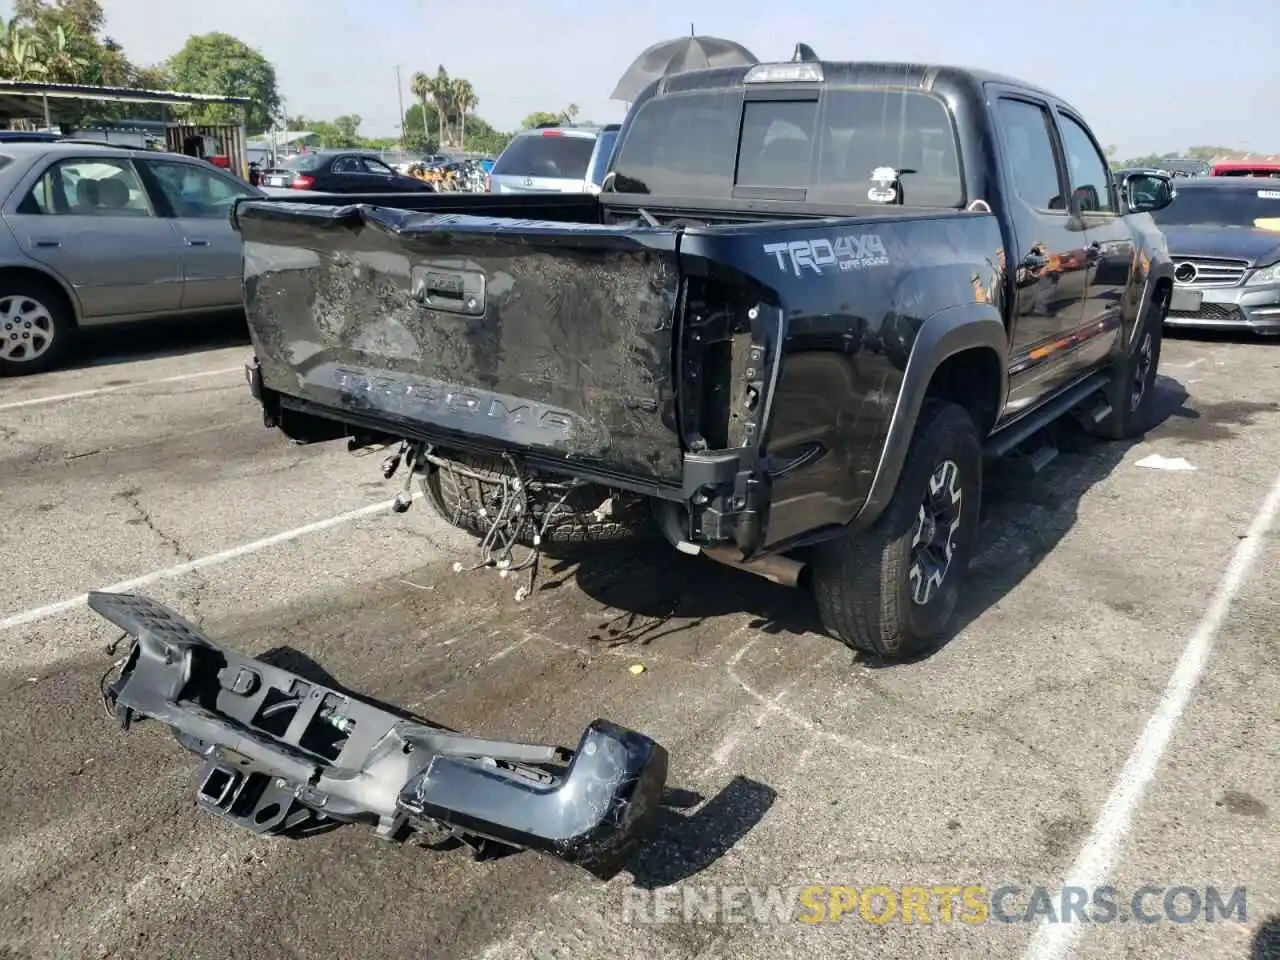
[
  {"xmin": 32, "ymin": 239, "xmax": 61, "ymax": 248},
  {"xmin": 186, "ymin": 239, "xmax": 210, "ymax": 247}
]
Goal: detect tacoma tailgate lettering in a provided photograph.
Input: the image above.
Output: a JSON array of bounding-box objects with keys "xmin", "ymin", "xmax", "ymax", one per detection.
[{"xmin": 335, "ymin": 368, "xmax": 576, "ymax": 436}]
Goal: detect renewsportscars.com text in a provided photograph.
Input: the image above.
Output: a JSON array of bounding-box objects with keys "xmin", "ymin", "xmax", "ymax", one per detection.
[{"xmin": 621, "ymin": 884, "xmax": 1249, "ymax": 926}]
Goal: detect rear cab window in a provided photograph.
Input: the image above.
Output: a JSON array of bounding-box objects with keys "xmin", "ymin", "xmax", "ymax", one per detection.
[
  {"xmin": 609, "ymin": 81, "xmax": 964, "ymax": 207},
  {"xmin": 492, "ymin": 132, "xmax": 598, "ymax": 180}
]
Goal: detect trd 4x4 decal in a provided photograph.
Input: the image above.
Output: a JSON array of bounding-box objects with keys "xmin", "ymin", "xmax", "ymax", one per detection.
[{"xmin": 762, "ymin": 234, "xmax": 890, "ymax": 278}]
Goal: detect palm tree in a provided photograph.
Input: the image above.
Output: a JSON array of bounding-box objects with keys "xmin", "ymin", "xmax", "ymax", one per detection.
[
  {"xmin": 429, "ymin": 66, "xmax": 453, "ymax": 147},
  {"xmin": 409, "ymin": 70, "xmax": 432, "ymax": 144},
  {"xmin": 451, "ymin": 77, "xmax": 478, "ymax": 150},
  {"xmin": 564, "ymin": 103, "xmax": 580, "ymax": 122}
]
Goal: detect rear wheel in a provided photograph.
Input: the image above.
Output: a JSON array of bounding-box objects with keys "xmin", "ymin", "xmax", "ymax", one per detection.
[
  {"xmin": 423, "ymin": 451, "xmax": 653, "ymax": 545},
  {"xmin": 811, "ymin": 400, "xmax": 983, "ymax": 660},
  {"xmin": 0, "ymin": 278, "xmax": 74, "ymax": 377}
]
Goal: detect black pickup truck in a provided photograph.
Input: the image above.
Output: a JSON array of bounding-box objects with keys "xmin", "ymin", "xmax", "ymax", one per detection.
[{"xmin": 236, "ymin": 52, "xmax": 1176, "ymax": 661}]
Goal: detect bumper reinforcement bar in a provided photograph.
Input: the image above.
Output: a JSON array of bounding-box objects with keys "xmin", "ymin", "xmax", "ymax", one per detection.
[{"xmin": 91, "ymin": 591, "xmax": 668, "ymax": 879}]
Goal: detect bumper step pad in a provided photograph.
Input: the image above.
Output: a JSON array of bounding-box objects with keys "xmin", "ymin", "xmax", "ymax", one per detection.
[{"xmin": 92, "ymin": 591, "xmax": 668, "ymax": 879}]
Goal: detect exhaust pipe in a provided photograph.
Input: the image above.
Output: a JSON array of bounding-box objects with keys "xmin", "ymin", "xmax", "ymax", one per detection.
[
  {"xmin": 701, "ymin": 545, "xmax": 806, "ymax": 588},
  {"xmin": 651, "ymin": 502, "xmax": 806, "ymax": 588}
]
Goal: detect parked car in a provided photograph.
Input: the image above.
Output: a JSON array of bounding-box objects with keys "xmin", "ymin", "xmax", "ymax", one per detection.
[
  {"xmin": 488, "ymin": 123, "xmax": 621, "ymax": 194},
  {"xmin": 1148, "ymin": 176, "xmax": 1280, "ymax": 333},
  {"xmin": 235, "ymin": 56, "xmax": 1176, "ymax": 660},
  {"xmin": 1211, "ymin": 161, "xmax": 1280, "ymax": 179},
  {"xmin": 0, "ymin": 140, "xmax": 266, "ymax": 376},
  {"xmin": 259, "ymin": 150, "xmax": 437, "ymax": 193},
  {"xmin": 0, "ymin": 131, "xmax": 61, "ymax": 143},
  {"xmin": 1161, "ymin": 158, "xmax": 1211, "ymax": 178}
]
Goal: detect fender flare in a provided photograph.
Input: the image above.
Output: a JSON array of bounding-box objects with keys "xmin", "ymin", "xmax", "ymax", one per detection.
[
  {"xmin": 849, "ymin": 302, "xmax": 1008, "ymax": 532},
  {"xmin": 1136, "ymin": 258, "xmax": 1175, "ymax": 347}
]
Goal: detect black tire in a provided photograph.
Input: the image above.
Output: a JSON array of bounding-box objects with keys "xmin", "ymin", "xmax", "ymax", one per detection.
[
  {"xmin": 0, "ymin": 276, "xmax": 75, "ymax": 377},
  {"xmin": 423, "ymin": 451, "xmax": 653, "ymax": 545},
  {"xmin": 811, "ymin": 400, "xmax": 983, "ymax": 660},
  {"xmin": 1084, "ymin": 293, "xmax": 1165, "ymax": 441}
]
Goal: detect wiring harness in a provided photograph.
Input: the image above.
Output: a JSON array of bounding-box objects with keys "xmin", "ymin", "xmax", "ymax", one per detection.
[{"xmin": 375, "ymin": 440, "xmax": 591, "ymax": 601}]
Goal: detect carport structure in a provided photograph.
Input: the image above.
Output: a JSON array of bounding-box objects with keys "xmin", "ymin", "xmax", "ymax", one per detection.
[{"xmin": 0, "ymin": 79, "xmax": 253, "ymax": 178}]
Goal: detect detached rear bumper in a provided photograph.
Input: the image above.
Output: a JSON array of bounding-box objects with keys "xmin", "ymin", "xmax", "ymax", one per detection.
[{"xmin": 93, "ymin": 590, "xmax": 667, "ymax": 879}]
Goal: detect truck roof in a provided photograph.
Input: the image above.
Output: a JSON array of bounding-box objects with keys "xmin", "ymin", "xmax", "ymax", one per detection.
[{"xmin": 646, "ymin": 59, "xmax": 1073, "ymax": 114}]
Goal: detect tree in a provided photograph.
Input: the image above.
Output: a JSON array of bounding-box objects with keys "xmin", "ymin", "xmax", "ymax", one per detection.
[
  {"xmin": 331, "ymin": 114, "xmax": 362, "ymax": 146},
  {"xmin": 39, "ymin": 22, "xmax": 88, "ymax": 80},
  {"xmin": 409, "ymin": 70, "xmax": 434, "ymax": 145},
  {"xmin": 452, "ymin": 77, "xmax": 477, "ymax": 150},
  {"xmin": 1185, "ymin": 145, "xmax": 1237, "ymax": 160},
  {"xmin": 167, "ymin": 32, "xmax": 281, "ymax": 131},
  {"xmin": 7, "ymin": 0, "xmax": 127, "ymax": 86},
  {"xmin": 427, "ymin": 66, "xmax": 453, "ymax": 146},
  {"xmin": 520, "ymin": 104, "xmax": 581, "ymax": 129},
  {"xmin": 0, "ymin": 16, "xmax": 49, "ymax": 80},
  {"xmin": 401, "ymin": 102, "xmax": 440, "ymax": 153}
]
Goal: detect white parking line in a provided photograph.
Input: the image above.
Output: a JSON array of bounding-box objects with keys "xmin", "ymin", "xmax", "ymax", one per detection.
[
  {"xmin": 0, "ymin": 366, "xmax": 242, "ymax": 412},
  {"xmin": 1023, "ymin": 464, "xmax": 1280, "ymax": 960},
  {"xmin": 0, "ymin": 491, "xmax": 423, "ymax": 631}
]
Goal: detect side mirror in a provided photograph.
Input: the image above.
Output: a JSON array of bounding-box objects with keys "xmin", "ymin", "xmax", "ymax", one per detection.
[{"xmin": 1123, "ymin": 172, "xmax": 1176, "ymax": 214}]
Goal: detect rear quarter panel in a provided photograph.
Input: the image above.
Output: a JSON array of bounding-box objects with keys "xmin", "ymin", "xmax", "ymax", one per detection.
[{"xmin": 682, "ymin": 211, "xmax": 1006, "ymax": 548}]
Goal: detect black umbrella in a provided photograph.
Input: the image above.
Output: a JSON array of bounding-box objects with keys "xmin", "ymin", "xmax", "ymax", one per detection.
[{"xmin": 610, "ymin": 29, "xmax": 758, "ymax": 102}]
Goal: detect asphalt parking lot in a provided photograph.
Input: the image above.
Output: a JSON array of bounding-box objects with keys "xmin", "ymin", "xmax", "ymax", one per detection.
[{"xmin": 0, "ymin": 318, "xmax": 1277, "ymax": 960}]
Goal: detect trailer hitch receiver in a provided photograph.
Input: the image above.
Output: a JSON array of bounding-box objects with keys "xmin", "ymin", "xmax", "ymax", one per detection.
[{"xmin": 91, "ymin": 591, "xmax": 668, "ymax": 879}]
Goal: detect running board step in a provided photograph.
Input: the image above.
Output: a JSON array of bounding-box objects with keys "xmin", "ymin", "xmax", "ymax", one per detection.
[
  {"xmin": 90, "ymin": 590, "xmax": 668, "ymax": 880},
  {"xmin": 985, "ymin": 371, "xmax": 1110, "ymax": 459},
  {"xmin": 1025, "ymin": 443, "xmax": 1059, "ymax": 473},
  {"xmin": 1002, "ymin": 431, "xmax": 1060, "ymax": 479}
]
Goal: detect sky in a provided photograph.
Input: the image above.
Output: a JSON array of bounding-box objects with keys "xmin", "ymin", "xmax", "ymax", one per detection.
[{"xmin": 10, "ymin": 0, "xmax": 1277, "ymax": 157}]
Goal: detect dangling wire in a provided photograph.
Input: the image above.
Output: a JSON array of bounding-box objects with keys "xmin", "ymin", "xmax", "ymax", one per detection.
[{"xmin": 429, "ymin": 452, "xmax": 590, "ymax": 601}]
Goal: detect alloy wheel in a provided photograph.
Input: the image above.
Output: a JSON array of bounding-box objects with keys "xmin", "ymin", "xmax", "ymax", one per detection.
[
  {"xmin": 908, "ymin": 459, "xmax": 963, "ymax": 606},
  {"xmin": 0, "ymin": 294, "xmax": 55, "ymax": 363},
  {"xmin": 1129, "ymin": 330, "xmax": 1154, "ymax": 412}
]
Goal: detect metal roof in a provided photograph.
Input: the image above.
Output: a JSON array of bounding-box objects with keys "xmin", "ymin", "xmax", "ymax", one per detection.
[{"xmin": 0, "ymin": 79, "xmax": 252, "ymax": 106}]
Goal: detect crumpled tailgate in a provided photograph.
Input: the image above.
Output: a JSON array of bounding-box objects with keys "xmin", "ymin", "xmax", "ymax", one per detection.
[{"xmin": 236, "ymin": 201, "xmax": 685, "ymax": 484}]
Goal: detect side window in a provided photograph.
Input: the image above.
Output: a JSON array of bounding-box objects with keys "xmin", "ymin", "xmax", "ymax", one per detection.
[
  {"xmin": 362, "ymin": 158, "xmax": 393, "ymax": 175},
  {"xmin": 1056, "ymin": 112, "xmax": 1115, "ymax": 214},
  {"xmin": 332, "ymin": 157, "xmax": 362, "ymax": 173},
  {"xmin": 148, "ymin": 160, "xmax": 254, "ymax": 218},
  {"xmin": 995, "ymin": 98, "xmax": 1065, "ymax": 211},
  {"xmin": 23, "ymin": 158, "xmax": 153, "ymax": 216}
]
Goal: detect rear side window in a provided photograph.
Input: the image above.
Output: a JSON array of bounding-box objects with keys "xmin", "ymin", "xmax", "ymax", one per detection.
[
  {"xmin": 493, "ymin": 133, "xmax": 597, "ymax": 180},
  {"xmin": 611, "ymin": 88, "xmax": 963, "ymax": 206},
  {"xmin": 995, "ymin": 98, "xmax": 1064, "ymax": 210}
]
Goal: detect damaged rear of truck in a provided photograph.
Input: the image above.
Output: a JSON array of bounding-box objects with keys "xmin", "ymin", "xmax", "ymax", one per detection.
[
  {"xmin": 237, "ymin": 55, "xmax": 1173, "ymax": 660},
  {"xmin": 239, "ymin": 193, "xmax": 981, "ymax": 561}
]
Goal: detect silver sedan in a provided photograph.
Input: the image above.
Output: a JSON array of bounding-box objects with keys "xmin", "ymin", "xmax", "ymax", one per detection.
[{"xmin": 0, "ymin": 141, "xmax": 265, "ymax": 376}]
